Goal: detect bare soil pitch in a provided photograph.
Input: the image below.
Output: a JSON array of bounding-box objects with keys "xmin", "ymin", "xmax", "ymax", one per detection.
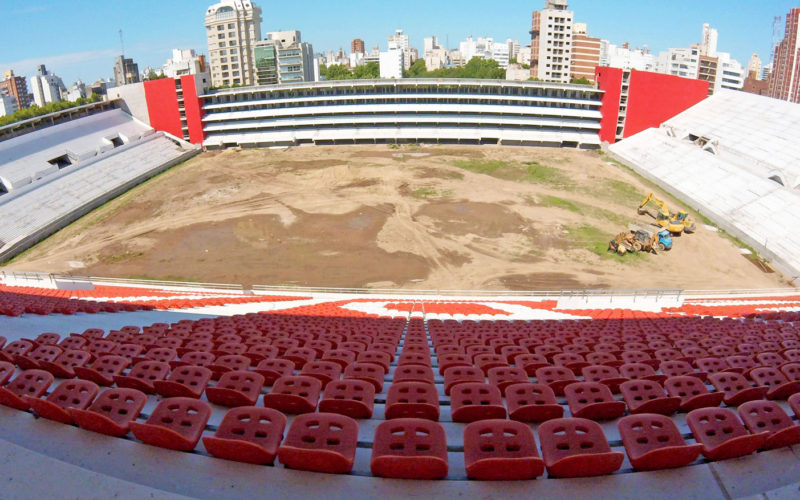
[{"xmin": 4, "ymin": 145, "xmax": 791, "ymax": 290}]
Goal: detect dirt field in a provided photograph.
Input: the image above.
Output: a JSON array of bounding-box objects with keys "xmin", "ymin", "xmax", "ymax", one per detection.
[{"xmin": 3, "ymin": 145, "xmax": 791, "ymax": 290}]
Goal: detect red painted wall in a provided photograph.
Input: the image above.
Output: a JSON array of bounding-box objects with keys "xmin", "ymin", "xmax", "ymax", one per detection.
[
  {"xmin": 624, "ymin": 70, "xmax": 708, "ymax": 138},
  {"xmin": 595, "ymin": 66, "xmax": 623, "ymax": 143},
  {"xmin": 180, "ymin": 75, "xmax": 205, "ymax": 144},
  {"xmin": 143, "ymin": 78, "xmax": 182, "ymax": 139}
]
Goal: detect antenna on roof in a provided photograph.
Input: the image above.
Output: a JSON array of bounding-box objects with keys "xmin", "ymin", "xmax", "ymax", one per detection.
[{"xmin": 119, "ymin": 28, "xmax": 125, "ymax": 57}]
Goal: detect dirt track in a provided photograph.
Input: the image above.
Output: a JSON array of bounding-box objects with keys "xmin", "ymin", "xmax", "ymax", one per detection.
[{"xmin": 3, "ymin": 145, "xmax": 791, "ymax": 290}]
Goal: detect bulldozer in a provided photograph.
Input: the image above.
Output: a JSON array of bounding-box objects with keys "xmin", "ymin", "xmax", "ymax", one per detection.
[
  {"xmin": 609, "ymin": 226, "xmax": 672, "ymax": 255},
  {"xmin": 637, "ymin": 193, "xmax": 696, "ymax": 234},
  {"xmin": 608, "ymin": 231, "xmax": 637, "ymax": 255}
]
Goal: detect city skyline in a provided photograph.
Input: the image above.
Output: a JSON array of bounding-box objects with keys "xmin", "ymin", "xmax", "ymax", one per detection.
[{"xmin": 0, "ymin": 0, "xmax": 797, "ymax": 86}]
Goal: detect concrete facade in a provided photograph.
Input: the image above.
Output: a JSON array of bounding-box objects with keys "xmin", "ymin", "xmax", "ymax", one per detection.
[
  {"xmin": 529, "ymin": 0, "xmax": 573, "ymax": 83},
  {"xmin": 205, "ymin": 0, "xmax": 262, "ymax": 88},
  {"xmin": 768, "ymin": 7, "xmax": 800, "ymax": 103}
]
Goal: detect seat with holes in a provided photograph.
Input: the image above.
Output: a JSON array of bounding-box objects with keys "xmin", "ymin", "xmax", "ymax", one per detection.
[
  {"xmin": 505, "ymin": 382, "xmax": 565, "ymax": 423},
  {"xmin": 342, "ymin": 362, "xmax": 384, "ymax": 392},
  {"xmin": 277, "ymin": 412, "xmax": 358, "ymax": 474},
  {"xmin": 443, "ymin": 366, "xmax": 484, "ymax": 395},
  {"xmin": 370, "ymin": 418, "xmax": 448, "ymax": 479},
  {"xmin": 209, "ymin": 354, "xmax": 251, "ymax": 381},
  {"xmin": 206, "ymin": 370, "xmax": 266, "ymax": 407},
  {"xmin": 708, "ymin": 372, "xmax": 767, "ymax": 406},
  {"xmin": 750, "ymin": 366, "xmax": 800, "ymax": 400},
  {"xmin": 300, "ymin": 360, "xmax": 343, "ymax": 387},
  {"xmin": 487, "ymin": 366, "xmax": 529, "ymax": 395},
  {"xmin": 581, "ymin": 365, "xmax": 629, "ymax": 393},
  {"xmin": 535, "ymin": 366, "xmax": 578, "ymax": 396},
  {"xmin": 202, "ymin": 406, "xmax": 287, "ymax": 465},
  {"xmin": 253, "ymin": 358, "xmax": 295, "ymax": 386},
  {"xmin": 0, "ymin": 369, "xmax": 55, "ymax": 410},
  {"xmin": 114, "ymin": 360, "xmax": 170, "ymax": 394},
  {"xmin": 437, "ymin": 353, "xmax": 471, "ymax": 375},
  {"xmin": 686, "ymin": 407, "xmax": 768, "ymax": 460},
  {"xmin": 450, "ymin": 383, "xmax": 506, "ymax": 423},
  {"xmin": 564, "ymin": 382, "xmax": 626, "ymax": 421},
  {"xmin": 318, "ymin": 379, "xmax": 375, "ymax": 419},
  {"xmin": 464, "ymin": 419, "xmax": 544, "ymax": 480},
  {"xmin": 0, "ymin": 361, "xmax": 14, "ymax": 386},
  {"xmin": 393, "ymin": 365, "xmax": 435, "ymax": 385},
  {"xmin": 0, "ymin": 339, "xmax": 34, "ymax": 363},
  {"xmin": 320, "ymin": 349, "xmax": 357, "ymax": 370},
  {"xmin": 513, "ymin": 353, "xmax": 551, "ymax": 376},
  {"xmin": 73, "ymin": 355, "xmax": 130, "ymax": 386},
  {"xmin": 153, "ymin": 365, "xmax": 212, "ymax": 399},
  {"xmin": 664, "ymin": 375, "xmax": 725, "ymax": 412},
  {"xmin": 660, "ymin": 360, "xmax": 706, "ymax": 381},
  {"xmin": 26, "ymin": 379, "xmax": 99, "ymax": 424},
  {"xmin": 538, "ymin": 417, "xmax": 624, "ymax": 478},
  {"xmin": 262, "ymin": 375, "xmax": 322, "ymax": 414},
  {"xmin": 617, "ymin": 414, "xmax": 703, "ymax": 471},
  {"xmin": 737, "ymin": 400, "xmax": 800, "ymax": 450},
  {"xmin": 789, "ymin": 392, "xmax": 800, "ymax": 419},
  {"xmin": 15, "ymin": 344, "xmax": 63, "ymax": 371},
  {"xmin": 385, "ymin": 381, "xmax": 440, "ymax": 421},
  {"xmin": 69, "ymin": 387, "xmax": 147, "ymax": 437},
  {"xmin": 130, "ymin": 397, "xmax": 212, "ymax": 451},
  {"xmin": 398, "ymin": 352, "xmax": 431, "ymax": 367},
  {"xmin": 620, "ymin": 379, "xmax": 681, "ymax": 415},
  {"xmin": 357, "ymin": 350, "xmax": 391, "ymax": 374},
  {"xmin": 619, "ymin": 363, "xmax": 667, "ymax": 385}
]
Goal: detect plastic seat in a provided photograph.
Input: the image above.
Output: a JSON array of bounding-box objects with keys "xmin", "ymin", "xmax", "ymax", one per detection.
[
  {"xmin": 131, "ymin": 397, "xmax": 211, "ymax": 451},
  {"xmin": 738, "ymin": 400, "xmax": 800, "ymax": 450},
  {"xmin": 393, "ymin": 365, "xmax": 435, "ymax": 385},
  {"xmin": 136, "ymin": 347, "xmax": 177, "ymax": 365},
  {"xmin": 209, "ymin": 354, "xmax": 251, "ymax": 380},
  {"xmin": 262, "ymin": 375, "xmax": 322, "ymax": 414},
  {"xmin": 321, "ymin": 349, "xmax": 357, "ymax": 370},
  {"xmin": 281, "ymin": 346, "xmax": 315, "ymax": 369},
  {"xmin": 464, "ymin": 419, "xmax": 544, "ymax": 480},
  {"xmin": 111, "ymin": 343, "xmax": 145, "ymax": 361},
  {"xmin": 26, "ymin": 379, "xmax": 99, "ymax": 424},
  {"xmin": 513, "ymin": 353, "xmax": 550, "ymax": 376},
  {"xmin": 500, "ymin": 345, "xmax": 529, "ymax": 364},
  {"xmin": 206, "ymin": 370, "xmax": 266, "ymax": 407},
  {"xmin": 619, "ymin": 362, "xmax": 667, "ymax": 385},
  {"xmin": 535, "ymin": 366, "xmax": 577, "ymax": 396},
  {"xmin": 277, "ymin": 413, "xmax": 358, "ymax": 474},
  {"xmin": 750, "ymin": 366, "xmax": 800, "ymax": 400},
  {"xmin": 552, "ymin": 352, "xmax": 589, "ymax": 373},
  {"xmin": 620, "ymin": 351, "xmax": 659, "ymax": 370},
  {"xmin": 114, "ymin": 360, "xmax": 170, "ymax": 394},
  {"xmin": 300, "ymin": 360, "xmax": 343, "ymax": 387},
  {"xmin": 620, "ymin": 379, "xmax": 681, "ymax": 415},
  {"xmin": 0, "ymin": 369, "xmax": 55, "ymax": 410},
  {"xmin": 660, "ymin": 360, "xmax": 706, "ymax": 381},
  {"xmin": 487, "ymin": 366, "xmax": 528, "ymax": 395},
  {"xmin": 35, "ymin": 332, "xmax": 61, "ymax": 345},
  {"xmin": 0, "ymin": 361, "xmax": 14, "ymax": 385},
  {"xmin": 385, "ymin": 381, "xmax": 440, "ymax": 421},
  {"xmin": 686, "ymin": 407, "xmax": 768, "ymax": 460},
  {"xmin": 319, "ymin": 379, "xmax": 375, "ymax": 419},
  {"xmin": 153, "ymin": 365, "xmax": 213, "ymax": 399},
  {"xmin": 789, "ymin": 393, "xmax": 800, "ymax": 419},
  {"xmin": 244, "ymin": 344, "xmax": 279, "ymax": 365},
  {"xmin": 342, "ymin": 362, "xmax": 384, "ymax": 392},
  {"xmin": 0, "ymin": 339, "xmax": 34, "ymax": 363},
  {"xmin": 370, "ymin": 418, "xmax": 448, "ymax": 479},
  {"xmin": 618, "ymin": 414, "xmax": 702, "ymax": 471},
  {"xmin": 73, "ymin": 355, "xmax": 130, "ymax": 386},
  {"xmin": 474, "ymin": 353, "xmax": 509, "ymax": 375},
  {"xmin": 170, "ymin": 351, "xmax": 216, "ymax": 370},
  {"xmin": 664, "ymin": 375, "xmax": 724, "ymax": 412},
  {"xmin": 202, "ymin": 406, "xmax": 287, "ymax": 465},
  {"xmin": 564, "ymin": 382, "xmax": 626, "ymax": 420},
  {"xmin": 538, "ymin": 417, "xmax": 624, "ymax": 478},
  {"xmin": 437, "ymin": 353, "xmax": 471, "ymax": 375},
  {"xmin": 15, "ymin": 344, "xmax": 63, "ymax": 371},
  {"xmin": 450, "ymin": 382, "xmax": 506, "ymax": 422},
  {"xmin": 443, "ymin": 366, "xmax": 484, "ymax": 395},
  {"xmin": 505, "ymin": 382, "xmax": 563, "ymax": 422},
  {"xmin": 356, "ymin": 350, "xmax": 391, "ymax": 373},
  {"xmin": 69, "ymin": 387, "xmax": 147, "ymax": 437},
  {"xmin": 398, "ymin": 352, "xmax": 431, "ymax": 367},
  {"xmin": 581, "ymin": 365, "xmax": 628, "ymax": 393},
  {"xmin": 708, "ymin": 372, "xmax": 767, "ymax": 406},
  {"xmin": 253, "ymin": 358, "xmax": 295, "ymax": 386}
]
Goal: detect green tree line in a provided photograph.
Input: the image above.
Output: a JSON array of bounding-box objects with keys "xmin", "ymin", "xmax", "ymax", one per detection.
[{"xmin": 0, "ymin": 93, "xmax": 103, "ymax": 127}]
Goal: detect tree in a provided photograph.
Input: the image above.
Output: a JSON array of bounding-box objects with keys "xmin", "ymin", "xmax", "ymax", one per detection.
[
  {"xmin": 404, "ymin": 59, "xmax": 427, "ymax": 78},
  {"xmin": 570, "ymin": 77, "xmax": 592, "ymax": 85},
  {"xmin": 146, "ymin": 72, "xmax": 167, "ymax": 81},
  {"xmin": 322, "ymin": 64, "xmax": 354, "ymax": 80},
  {"xmin": 352, "ymin": 62, "xmax": 380, "ymax": 79},
  {"xmin": 0, "ymin": 93, "xmax": 103, "ymax": 127}
]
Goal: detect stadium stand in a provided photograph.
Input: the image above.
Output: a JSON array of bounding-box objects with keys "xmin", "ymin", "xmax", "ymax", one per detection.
[
  {"xmin": 608, "ymin": 90, "xmax": 800, "ymax": 285},
  {"xmin": 1, "ymin": 279, "xmax": 800, "ymax": 498},
  {"xmin": 0, "ymin": 109, "xmax": 200, "ymax": 262}
]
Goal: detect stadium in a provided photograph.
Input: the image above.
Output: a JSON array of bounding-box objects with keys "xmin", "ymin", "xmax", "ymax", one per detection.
[{"xmin": 1, "ymin": 69, "xmax": 800, "ymax": 499}]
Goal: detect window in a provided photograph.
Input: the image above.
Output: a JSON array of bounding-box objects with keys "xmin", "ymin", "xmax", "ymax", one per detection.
[
  {"xmin": 229, "ymin": 40, "xmax": 236, "ymax": 46},
  {"xmin": 220, "ymin": 41, "xmax": 226, "ymax": 47},
  {"xmin": 228, "ymin": 23, "xmax": 235, "ymax": 29},
  {"xmin": 218, "ymin": 33, "xmax": 225, "ymax": 39}
]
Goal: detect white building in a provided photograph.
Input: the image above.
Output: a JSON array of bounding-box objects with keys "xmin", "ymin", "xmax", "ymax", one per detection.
[
  {"xmin": 388, "ymin": 29, "xmax": 411, "ymax": 69},
  {"xmin": 64, "ymin": 80, "xmax": 87, "ymax": 102},
  {"xmin": 491, "ymin": 42, "xmax": 510, "ymax": 68},
  {"xmin": 0, "ymin": 93, "xmax": 17, "ymax": 117},
  {"xmin": 530, "ymin": 0, "xmax": 574, "ymax": 83},
  {"xmin": 162, "ymin": 49, "xmax": 206, "ymax": 78},
  {"xmin": 30, "ymin": 65, "xmax": 66, "ymax": 107},
  {"xmin": 424, "ymin": 36, "xmax": 439, "ymax": 56},
  {"xmin": 748, "ymin": 53, "xmax": 762, "ymax": 78},
  {"xmin": 715, "ymin": 52, "xmax": 746, "ymax": 91},
  {"xmin": 507, "ymin": 39, "xmax": 521, "ymax": 61},
  {"xmin": 699, "ymin": 23, "xmax": 718, "ymax": 57},
  {"xmin": 517, "ymin": 46, "xmax": 532, "ymax": 67},
  {"xmin": 205, "ymin": 0, "xmax": 262, "ymax": 87},
  {"xmin": 601, "ymin": 42, "xmax": 657, "ymax": 71},
  {"xmin": 657, "ymin": 47, "xmax": 700, "ymax": 79},
  {"xmin": 424, "ymin": 48, "xmax": 449, "ymax": 70},
  {"xmin": 380, "ymin": 41, "xmax": 404, "ymax": 78}
]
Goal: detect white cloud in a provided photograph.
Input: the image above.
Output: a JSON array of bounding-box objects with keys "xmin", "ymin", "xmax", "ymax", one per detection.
[{"xmin": 0, "ymin": 48, "xmax": 118, "ymax": 77}]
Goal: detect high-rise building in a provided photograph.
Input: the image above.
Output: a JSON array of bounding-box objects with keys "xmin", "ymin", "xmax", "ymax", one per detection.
[
  {"xmin": 423, "ymin": 36, "xmax": 439, "ymax": 56},
  {"xmin": 351, "ymin": 39, "xmax": 365, "ymax": 55},
  {"xmin": 571, "ymin": 24, "xmax": 601, "ymax": 82},
  {"xmin": 30, "ymin": 65, "xmax": 66, "ymax": 107},
  {"xmin": 113, "ymin": 56, "xmax": 140, "ymax": 86},
  {"xmin": 388, "ymin": 29, "xmax": 411, "ymax": 69},
  {"xmin": 699, "ymin": 23, "xmax": 718, "ymax": 57},
  {"xmin": 529, "ymin": 0, "xmax": 574, "ymax": 83},
  {"xmin": 748, "ymin": 53, "xmax": 762, "ymax": 79},
  {"xmin": 162, "ymin": 49, "xmax": 207, "ymax": 78},
  {"xmin": 253, "ymin": 30, "xmax": 315, "ymax": 85},
  {"xmin": 0, "ymin": 93, "xmax": 18, "ymax": 117},
  {"xmin": 0, "ymin": 70, "xmax": 32, "ymax": 110},
  {"xmin": 768, "ymin": 7, "xmax": 800, "ymax": 103},
  {"xmin": 601, "ymin": 42, "xmax": 656, "ymax": 71},
  {"xmin": 380, "ymin": 41, "xmax": 404, "ymax": 78},
  {"xmin": 205, "ymin": 0, "xmax": 263, "ymax": 87}
]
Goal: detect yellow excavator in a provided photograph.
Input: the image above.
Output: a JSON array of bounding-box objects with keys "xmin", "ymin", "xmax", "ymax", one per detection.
[{"xmin": 637, "ymin": 193, "xmax": 696, "ymax": 234}]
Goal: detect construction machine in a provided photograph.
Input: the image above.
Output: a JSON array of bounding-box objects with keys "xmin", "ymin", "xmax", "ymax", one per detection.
[
  {"xmin": 608, "ymin": 231, "xmax": 637, "ymax": 255},
  {"xmin": 637, "ymin": 193, "xmax": 696, "ymax": 234},
  {"xmin": 609, "ymin": 226, "xmax": 672, "ymax": 255}
]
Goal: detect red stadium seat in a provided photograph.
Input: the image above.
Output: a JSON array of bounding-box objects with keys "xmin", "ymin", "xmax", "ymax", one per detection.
[
  {"xmin": 443, "ymin": 366, "xmax": 484, "ymax": 395},
  {"xmin": 73, "ymin": 355, "xmax": 130, "ymax": 387},
  {"xmin": 505, "ymin": 382, "xmax": 564, "ymax": 422},
  {"xmin": 618, "ymin": 414, "xmax": 702, "ymax": 471},
  {"xmin": 750, "ymin": 366, "xmax": 800, "ymax": 400},
  {"xmin": 464, "ymin": 419, "xmax": 544, "ymax": 480},
  {"xmin": 318, "ymin": 379, "xmax": 375, "ymax": 419},
  {"xmin": 450, "ymin": 382, "xmax": 506, "ymax": 422},
  {"xmin": 564, "ymin": 382, "xmax": 626, "ymax": 420},
  {"xmin": 277, "ymin": 413, "xmax": 358, "ymax": 474},
  {"xmin": 664, "ymin": 376, "xmax": 724, "ymax": 412},
  {"xmin": 262, "ymin": 375, "xmax": 322, "ymax": 414},
  {"xmin": 738, "ymin": 400, "xmax": 800, "ymax": 450},
  {"xmin": 131, "ymin": 397, "xmax": 211, "ymax": 451},
  {"xmin": 206, "ymin": 370, "xmax": 265, "ymax": 407},
  {"xmin": 26, "ymin": 379, "xmax": 99, "ymax": 424},
  {"xmin": 153, "ymin": 365, "xmax": 213, "ymax": 399},
  {"xmin": 686, "ymin": 407, "xmax": 768, "ymax": 460},
  {"xmin": 69, "ymin": 387, "xmax": 147, "ymax": 437},
  {"xmin": 300, "ymin": 360, "xmax": 343, "ymax": 387},
  {"xmin": 253, "ymin": 358, "xmax": 295, "ymax": 386},
  {"xmin": 203, "ymin": 406, "xmax": 287, "ymax": 465},
  {"xmin": 620, "ymin": 379, "xmax": 681, "ymax": 415},
  {"xmin": 114, "ymin": 360, "xmax": 170, "ymax": 394},
  {"xmin": 0, "ymin": 369, "xmax": 55, "ymax": 410},
  {"xmin": 385, "ymin": 381, "xmax": 439, "ymax": 421},
  {"xmin": 538, "ymin": 417, "xmax": 624, "ymax": 478},
  {"xmin": 342, "ymin": 362, "xmax": 384, "ymax": 392},
  {"xmin": 371, "ymin": 418, "xmax": 448, "ymax": 479},
  {"xmin": 707, "ymin": 372, "xmax": 767, "ymax": 406}
]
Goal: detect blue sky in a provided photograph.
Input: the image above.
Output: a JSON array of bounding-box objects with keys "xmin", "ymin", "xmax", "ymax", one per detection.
[{"xmin": 0, "ymin": 0, "xmax": 796, "ymax": 86}]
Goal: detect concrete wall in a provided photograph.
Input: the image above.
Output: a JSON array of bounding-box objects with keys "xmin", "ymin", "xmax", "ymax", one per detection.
[{"xmin": 107, "ymin": 83, "xmax": 150, "ymax": 124}]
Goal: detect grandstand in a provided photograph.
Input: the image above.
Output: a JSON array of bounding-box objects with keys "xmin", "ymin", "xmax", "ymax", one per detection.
[
  {"xmin": 0, "ymin": 109, "xmax": 200, "ymax": 262},
  {"xmin": 609, "ymin": 90, "xmax": 800, "ymax": 285},
  {"xmin": 1, "ymin": 276, "xmax": 800, "ymax": 498},
  {"xmin": 200, "ymin": 79, "xmax": 604, "ymax": 149}
]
